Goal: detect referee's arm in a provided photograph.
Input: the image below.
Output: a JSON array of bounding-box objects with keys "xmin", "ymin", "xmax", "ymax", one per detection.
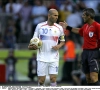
[
  {"xmin": 59, "ymin": 21, "xmax": 80, "ymax": 34},
  {"xmin": 71, "ymin": 28, "xmax": 80, "ymax": 34}
]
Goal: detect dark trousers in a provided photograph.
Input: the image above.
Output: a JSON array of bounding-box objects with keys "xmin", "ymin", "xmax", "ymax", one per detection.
[{"xmin": 62, "ymin": 61, "xmax": 74, "ymax": 82}]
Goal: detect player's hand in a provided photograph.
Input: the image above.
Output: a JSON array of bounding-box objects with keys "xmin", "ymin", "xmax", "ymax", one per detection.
[
  {"xmin": 52, "ymin": 45, "xmax": 60, "ymax": 50},
  {"xmin": 59, "ymin": 21, "xmax": 68, "ymax": 29},
  {"xmin": 28, "ymin": 44, "xmax": 38, "ymax": 50}
]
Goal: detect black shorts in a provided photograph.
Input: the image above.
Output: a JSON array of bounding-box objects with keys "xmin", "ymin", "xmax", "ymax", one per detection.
[{"xmin": 81, "ymin": 48, "xmax": 99, "ymax": 74}]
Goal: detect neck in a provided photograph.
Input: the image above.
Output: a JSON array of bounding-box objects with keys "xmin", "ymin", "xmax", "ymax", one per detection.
[
  {"xmin": 87, "ymin": 19, "xmax": 94, "ymax": 25},
  {"xmin": 47, "ymin": 20, "xmax": 54, "ymax": 26}
]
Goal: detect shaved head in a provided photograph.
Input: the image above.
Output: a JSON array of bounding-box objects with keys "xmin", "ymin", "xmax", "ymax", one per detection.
[
  {"xmin": 47, "ymin": 9, "xmax": 58, "ymax": 25},
  {"xmin": 48, "ymin": 9, "xmax": 58, "ymax": 15}
]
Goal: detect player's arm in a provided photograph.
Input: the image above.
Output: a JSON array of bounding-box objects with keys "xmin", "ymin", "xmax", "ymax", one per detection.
[
  {"xmin": 59, "ymin": 21, "xmax": 80, "ymax": 34},
  {"xmin": 58, "ymin": 41, "xmax": 65, "ymax": 48},
  {"xmin": 71, "ymin": 28, "xmax": 80, "ymax": 34},
  {"xmin": 28, "ymin": 24, "xmax": 40, "ymax": 50},
  {"xmin": 52, "ymin": 34, "xmax": 65, "ymax": 50},
  {"xmin": 52, "ymin": 41, "xmax": 65, "ymax": 50},
  {"xmin": 28, "ymin": 32, "xmax": 39, "ymax": 50}
]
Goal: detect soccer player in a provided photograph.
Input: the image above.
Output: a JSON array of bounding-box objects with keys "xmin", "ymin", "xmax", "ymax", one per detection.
[
  {"xmin": 28, "ymin": 9, "xmax": 65, "ymax": 86},
  {"xmin": 59, "ymin": 8, "xmax": 100, "ymax": 85}
]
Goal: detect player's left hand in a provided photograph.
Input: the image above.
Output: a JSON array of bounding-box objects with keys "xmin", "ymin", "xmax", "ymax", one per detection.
[{"xmin": 52, "ymin": 45, "xmax": 60, "ymax": 50}]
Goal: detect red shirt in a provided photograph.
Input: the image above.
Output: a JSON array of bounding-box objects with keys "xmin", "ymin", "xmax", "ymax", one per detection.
[{"xmin": 79, "ymin": 21, "xmax": 100, "ymax": 49}]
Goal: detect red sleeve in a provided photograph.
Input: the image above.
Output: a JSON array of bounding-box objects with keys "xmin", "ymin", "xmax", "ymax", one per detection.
[
  {"xmin": 79, "ymin": 25, "xmax": 84, "ymax": 37},
  {"xmin": 96, "ymin": 23, "xmax": 100, "ymax": 48}
]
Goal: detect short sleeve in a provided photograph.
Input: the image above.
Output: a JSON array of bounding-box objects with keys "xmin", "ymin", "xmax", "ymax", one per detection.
[{"xmin": 33, "ymin": 24, "xmax": 40, "ymax": 38}]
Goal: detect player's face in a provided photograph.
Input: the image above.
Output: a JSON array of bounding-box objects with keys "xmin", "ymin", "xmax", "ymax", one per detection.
[
  {"xmin": 50, "ymin": 11, "xmax": 58, "ymax": 23},
  {"xmin": 82, "ymin": 12, "xmax": 89, "ymax": 23}
]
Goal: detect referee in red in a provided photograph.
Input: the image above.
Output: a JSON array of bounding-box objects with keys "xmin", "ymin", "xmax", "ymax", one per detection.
[{"xmin": 59, "ymin": 8, "xmax": 100, "ymax": 85}]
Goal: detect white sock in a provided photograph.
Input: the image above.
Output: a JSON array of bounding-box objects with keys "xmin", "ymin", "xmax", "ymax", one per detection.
[{"xmin": 50, "ymin": 82, "xmax": 57, "ymax": 86}]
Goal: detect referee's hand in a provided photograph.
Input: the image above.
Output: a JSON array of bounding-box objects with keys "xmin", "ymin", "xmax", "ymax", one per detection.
[{"xmin": 59, "ymin": 21, "xmax": 68, "ymax": 29}]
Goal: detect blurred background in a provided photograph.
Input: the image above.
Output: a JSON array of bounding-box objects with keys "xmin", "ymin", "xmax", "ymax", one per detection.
[{"xmin": 0, "ymin": 0, "xmax": 100, "ymax": 86}]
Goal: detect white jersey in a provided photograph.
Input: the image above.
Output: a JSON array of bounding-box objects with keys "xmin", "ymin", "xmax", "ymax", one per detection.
[{"xmin": 33, "ymin": 21, "xmax": 65, "ymax": 62}]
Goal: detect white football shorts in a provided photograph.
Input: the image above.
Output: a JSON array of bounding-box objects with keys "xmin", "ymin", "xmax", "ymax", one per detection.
[{"xmin": 37, "ymin": 61, "xmax": 59, "ymax": 76}]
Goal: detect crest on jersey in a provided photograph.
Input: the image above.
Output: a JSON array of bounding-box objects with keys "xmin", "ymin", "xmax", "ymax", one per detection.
[{"xmin": 89, "ymin": 32, "xmax": 94, "ymax": 37}]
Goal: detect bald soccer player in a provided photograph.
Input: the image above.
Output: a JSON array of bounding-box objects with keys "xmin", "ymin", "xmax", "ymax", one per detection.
[{"xmin": 28, "ymin": 9, "xmax": 65, "ymax": 86}]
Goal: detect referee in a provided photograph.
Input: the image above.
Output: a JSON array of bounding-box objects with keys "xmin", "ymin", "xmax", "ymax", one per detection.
[{"xmin": 59, "ymin": 8, "xmax": 100, "ymax": 85}]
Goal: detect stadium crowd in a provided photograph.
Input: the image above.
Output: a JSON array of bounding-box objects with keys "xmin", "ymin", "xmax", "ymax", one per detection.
[{"xmin": 0, "ymin": 0, "xmax": 100, "ymax": 49}]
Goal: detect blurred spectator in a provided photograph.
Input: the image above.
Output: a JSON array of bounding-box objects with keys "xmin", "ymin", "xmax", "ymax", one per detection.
[
  {"xmin": 14, "ymin": 0, "xmax": 23, "ymax": 43},
  {"xmin": 3, "ymin": 19, "xmax": 16, "ymax": 49},
  {"xmin": 5, "ymin": 0, "xmax": 16, "ymax": 14},
  {"xmin": 55, "ymin": 0, "xmax": 65, "ymax": 8},
  {"xmin": 48, "ymin": 0, "xmax": 58, "ymax": 10},
  {"xmin": 28, "ymin": 53, "xmax": 37, "ymax": 81},
  {"xmin": 18, "ymin": 0, "xmax": 32, "ymax": 43},
  {"xmin": 5, "ymin": 49, "xmax": 17, "ymax": 82},
  {"xmin": 71, "ymin": 69, "xmax": 86, "ymax": 85},
  {"xmin": 15, "ymin": 0, "xmax": 23, "ymax": 16},
  {"xmin": 31, "ymin": 0, "xmax": 48, "ymax": 35},
  {"xmin": 0, "ymin": 2, "xmax": 8, "ymax": 35},
  {"xmin": 59, "ymin": 0, "xmax": 72, "ymax": 22},
  {"xmin": 83, "ymin": 0, "xmax": 100, "ymax": 14},
  {"xmin": 61, "ymin": 35, "xmax": 76, "ymax": 82},
  {"xmin": 60, "ymin": 0, "xmax": 73, "ymax": 12},
  {"xmin": 0, "ymin": 33, "xmax": 4, "ymax": 48},
  {"xmin": 0, "ymin": 0, "xmax": 3, "ymax": 13},
  {"xmin": 76, "ymin": 1, "xmax": 86, "ymax": 11},
  {"xmin": 97, "ymin": 3, "xmax": 100, "ymax": 14},
  {"xmin": 5, "ymin": 0, "xmax": 23, "ymax": 21},
  {"xmin": 5, "ymin": 0, "xmax": 21, "ymax": 38},
  {"xmin": 71, "ymin": 53, "xmax": 86, "ymax": 85},
  {"xmin": 66, "ymin": 7, "xmax": 82, "ymax": 46},
  {"xmin": 66, "ymin": 5, "xmax": 82, "ymax": 26}
]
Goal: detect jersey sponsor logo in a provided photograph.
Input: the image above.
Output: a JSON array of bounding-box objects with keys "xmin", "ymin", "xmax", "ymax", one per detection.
[{"xmin": 89, "ymin": 31, "xmax": 94, "ymax": 37}]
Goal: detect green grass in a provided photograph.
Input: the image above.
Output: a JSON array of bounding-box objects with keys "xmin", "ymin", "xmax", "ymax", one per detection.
[
  {"xmin": 16, "ymin": 59, "xmax": 29, "ymax": 75},
  {"xmin": 0, "ymin": 50, "xmax": 36, "ymax": 58}
]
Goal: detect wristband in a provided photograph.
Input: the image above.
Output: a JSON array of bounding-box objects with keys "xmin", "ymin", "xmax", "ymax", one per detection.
[{"xmin": 66, "ymin": 26, "xmax": 72, "ymax": 31}]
